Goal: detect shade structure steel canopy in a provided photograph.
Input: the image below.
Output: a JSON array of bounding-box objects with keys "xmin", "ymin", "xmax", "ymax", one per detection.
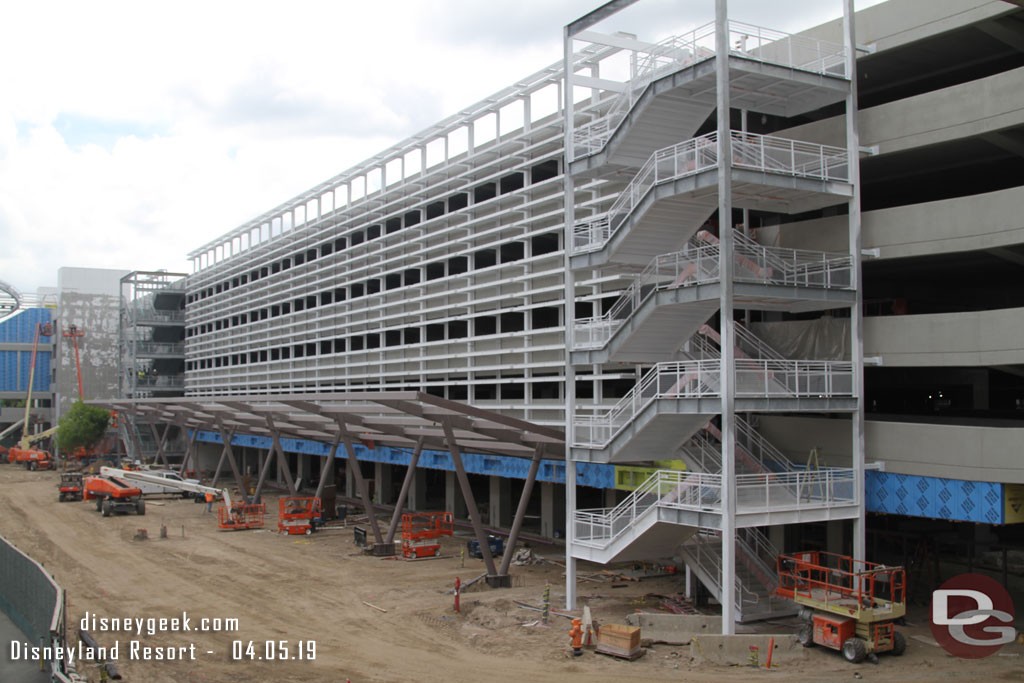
[
  {"xmin": 92, "ymin": 391, "xmax": 566, "ymax": 460},
  {"xmin": 95, "ymin": 391, "xmax": 566, "ymax": 582}
]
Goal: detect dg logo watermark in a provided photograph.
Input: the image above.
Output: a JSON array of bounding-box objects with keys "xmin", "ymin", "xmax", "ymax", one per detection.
[{"xmin": 930, "ymin": 573, "xmax": 1017, "ymax": 659}]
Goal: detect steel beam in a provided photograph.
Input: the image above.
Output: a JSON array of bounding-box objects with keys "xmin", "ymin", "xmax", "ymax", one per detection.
[
  {"xmin": 499, "ymin": 445, "xmax": 543, "ymax": 575},
  {"xmin": 843, "ymin": 0, "xmax": 867, "ymax": 564},
  {"xmin": 342, "ymin": 436, "xmax": 383, "ymax": 544},
  {"xmin": 265, "ymin": 416, "xmax": 297, "ymax": 494},
  {"xmin": 314, "ymin": 433, "xmax": 341, "ymax": 501},
  {"xmin": 716, "ymin": 0, "xmax": 737, "ymax": 636},
  {"xmin": 385, "ymin": 438, "xmax": 425, "ymax": 544},
  {"xmin": 441, "ymin": 419, "xmax": 497, "ymax": 577}
]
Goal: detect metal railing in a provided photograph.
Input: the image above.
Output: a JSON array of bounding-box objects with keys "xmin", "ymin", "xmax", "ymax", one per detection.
[
  {"xmin": 683, "ymin": 529, "xmax": 763, "ymax": 611},
  {"xmin": 571, "ymin": 131, "xmax": 849, "ymax": 255},
  {"xmin": 735, "ymin": 358, "xmax": 854, "ymax": 397},
  {"xmin": 572, "ymin": 21, "xmax": 847, "ymax": 160},
  {"xmin": 133, "ymin": 341, "xmax": 185, "ymax": 355},
  {"xmin": 573, "ymin": 232, "xmax": 851, "ymax": 350},
  {"xmin": 735, "ymin": 416, "xmax": 797, "ymax": 473},
  {"xmin": 574, "ymin": 241, "xmax": 721, "ymax": 348},
  {"xmin": 574, "ymin": 360, "xmax": 721, "ymax": 447},
  {"xmin": 736, "ymin": 467, "xmax": 857, "ymax": 511},
  {"xmin": 574, "ymin": 470, "xmax": 722, "ymax": 549},
  {"xmin": 679, "ymin": 429, "xmax": 723, "ymax": 473},
  {"xmin": 574, "ymin": 358, "xmax": 852, "ymax": 448}
]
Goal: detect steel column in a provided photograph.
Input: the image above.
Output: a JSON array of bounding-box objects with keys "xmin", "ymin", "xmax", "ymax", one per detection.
[
  {"xmin": 314, "ymin": 433, "xmax": 341, "ymax": 501},
  {"xmin": 385, "ymin": 438, "xmax": 425, "ymax": 544},
  {"xmin": 499, "ymin": 445, "xmax": 543, "ymax": 575},
  {"xmin": 342, "ymin": 436, "xmax": 383, "ymax": 544},
  {"xmin": 843, "ymin": 0, "xmax": 866, "ymax": 563},
  {"xmin": 266, "ymin": 416, "xmax": 297, "ymax": 494},
  {"xmin": 215, "ymin": 424, "xmax": 247, "ymax": 496},
  {"xmin": 441, "ymin": 419, "xmax": 497, "ymax": 577},
  {"xmin": 562, "ymin": 17, "xmax": 579, "ymax": 612},
  {"xmin": 715, "ymin": 0, "xmax": 737, "ymax": 635}
]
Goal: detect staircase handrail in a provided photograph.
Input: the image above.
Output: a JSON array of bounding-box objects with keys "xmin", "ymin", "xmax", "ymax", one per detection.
[
  {"xmin": 573, "ymin": 241, "xmax": 720, "ymax": 347},
  {"xmin": 574, "ymin": 470, "xmax": 723, "ymax": 548},
  {"xmin": 572, "ymin": 21, "xmax": 847, "ymax": 160},
  {"xmin": 573, "ymin": 360, "xmax": 721, "ymax": 446},
  {"xmin": 571, "ymin": 131, "xmax": 848, "ymax": 256}
]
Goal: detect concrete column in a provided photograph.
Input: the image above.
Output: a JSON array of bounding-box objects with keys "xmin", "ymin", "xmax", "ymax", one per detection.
[
  {"xmin": 375, "ymin": 462, "xmax": 394, "ymax": 504},
  {"xmin": 345, "ymin": 460, "xmax": 356, "ymax": 499},
  {"xmin": 298, "ymin": 454, "xmax": 309, "ymax": 489},
  {"xmin": 603, "ymin": 488, "xmax": 617, "ymax": 508},
  {"xmin": 408, "ymin": 468, "xmax": 427, "ymax": 511},
  {"xmin": 445, "ymin": 470, "xmax": 467, "ymax": 518},
  {"xmin": 541, "ymin": 482, "xmax": 555, "ymax": 538},
  {"xmin": 489, "ymin": 476, "xmax": 511, "ymax": 528},
  {"xmin": 769, "ymin": 524, "xmax": 785, "ymax": 554}
]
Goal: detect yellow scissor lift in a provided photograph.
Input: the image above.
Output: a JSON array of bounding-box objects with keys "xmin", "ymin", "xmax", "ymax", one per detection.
[{"xmin": 777, "ymin": 551, "xmax": 907, "ymax": 664}]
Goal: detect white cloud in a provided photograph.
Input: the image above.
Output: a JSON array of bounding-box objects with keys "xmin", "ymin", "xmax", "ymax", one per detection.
[{"xmin": 0, "ymin": 0, "xmax": 884, "ymax": 293}]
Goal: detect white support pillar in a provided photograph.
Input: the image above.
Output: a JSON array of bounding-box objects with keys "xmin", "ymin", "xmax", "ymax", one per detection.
[
  {"xmin": 445, "ymin": 470, "xmax": 467, "ymax": 518},
  {"xmin": 843, "ymin": 0, "xmax": 867, "ymax": 563},
  {"xmin": 541, "ymin": 482, "xmax": 556, "ymax": 539},
  {"xmin": 408, "ymin": 468, "xmax": 427, "ymax": 511},
  {"xmin": 716, "ymin": 0, "xmax": 737, "ymax": 635},
  {"xmin": 375, "ymin": 462, "xmax": 393, "ymax": 505},
  {"xmin": 489, "ymin": 476, "xmax": 511, "ymax": 528},
  {"xmin": 563, "ymin": 20, "xmax": 578, "ymax": 612}
]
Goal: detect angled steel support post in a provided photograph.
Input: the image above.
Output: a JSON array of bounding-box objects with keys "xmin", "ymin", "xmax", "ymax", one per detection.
[
  {"xmin": 314, "ymin": 433, "xmax": 342, "ymax": 501},
  {"xmin": 181, "ymin": 423, "xmax": 199, "ymax": 475},
  {"xmin": 342, "ymin": 434, "xmax": 383, "ymax": 544},
  {"xmin": 253, "ymin": 441, "xmax": 277, "ymax": 500},
  {"xmin": 210, "ymin": 429, "xmax": 234, "ymax": 486},
  {"xmin": 499, "ymin": 445, "xmax": 544, "ymax": 575},
  {"xmin": 214, "ymin": 424, "xmax": 247, "ymax": 496},
  {"xmin": 266, "ymin": 416, "xmax": 297, "ymax": 494},
  {"xmin": 441, "ymin": 419, "xmax": 498, "ymax": 578},
  {"xmin": 149, "ymin": 422, "xmax": 169, "ymax": 467},
  {"xmin": 385, "ymin": 438, "xmax": 425, "ymax": 544}
]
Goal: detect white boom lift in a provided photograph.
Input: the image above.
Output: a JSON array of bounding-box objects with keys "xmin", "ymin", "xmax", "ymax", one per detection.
[{"xmin": 100, "ymin": 466, "xmax": 233, "ymax": 508}]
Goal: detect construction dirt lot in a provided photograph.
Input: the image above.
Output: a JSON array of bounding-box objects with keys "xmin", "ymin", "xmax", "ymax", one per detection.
[{"xmin": 2, "ymin": 465, "xmax": 1023, "ymax": 683}]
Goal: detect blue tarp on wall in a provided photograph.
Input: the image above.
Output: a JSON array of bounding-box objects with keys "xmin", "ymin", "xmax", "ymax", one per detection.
[
  {"xmin": 191, "ymin": 430, "xmax": 615, "ymax": 488},
  {"xmin": 0, "ymin": 309, "xmax": 53, "ymax": 393},
  {"xmin": 866, "ymin": 470, "xmax": 1004, "ymax": 524}
]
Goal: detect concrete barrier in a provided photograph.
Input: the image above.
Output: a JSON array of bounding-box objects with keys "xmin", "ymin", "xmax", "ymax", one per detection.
[
  {"xmin": 690, "ymin": 634, "xmax": 807, "ymax": 666},
  {"xmin": 625, "ymin": 613, "xmax": 723, "ymax": 644}
]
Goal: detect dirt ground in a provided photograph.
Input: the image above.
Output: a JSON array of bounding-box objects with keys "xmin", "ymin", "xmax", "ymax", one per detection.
[{"xmin": 1, "ymin": 465, "xmax": 1023, "ymax": 683}]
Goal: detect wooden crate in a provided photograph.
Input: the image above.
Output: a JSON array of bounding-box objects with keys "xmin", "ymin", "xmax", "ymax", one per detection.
[{"xmin": 597, "ymin": 623, "xmax": 641, "ymax": 658}]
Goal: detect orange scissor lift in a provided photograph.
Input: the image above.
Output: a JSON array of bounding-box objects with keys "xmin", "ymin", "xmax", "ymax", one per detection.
[
  {"xmin": 401, "ymin": 512, "xmax": 453, "ymax": 558},
  {"xmin": 218, "ymin": 502, "xmax": 266, "ymax": 531},
  {"xmin": 776, "ymin": 551, "xmax": 907, "ymax": 664},
  {"xmin": 278, "ymin": 497, "xmax": 323, "ymax": 535}
]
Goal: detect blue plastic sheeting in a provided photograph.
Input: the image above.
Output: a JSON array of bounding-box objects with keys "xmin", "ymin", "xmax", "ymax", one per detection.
[
  {"xmin": 0, "ymin": 350, "xmax": 51, "ymax": 393},
  {"xmin": 0, "ymin": 309, "xmax": 53, "ymax": 393},
  {"xmin": 191, "ymin": 430, "xmax": 615, "ymax": 489},
  {"xmin": 0, "ymin": 309, "xmax": 52, "ymax": 343},
  {"xmin": 866, "ymin": 470, "xmax": 1004, "ymax": 524}
]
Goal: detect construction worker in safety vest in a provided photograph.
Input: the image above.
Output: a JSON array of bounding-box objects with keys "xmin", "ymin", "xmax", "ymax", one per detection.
[{"xmin": 205, "ymin": 492, "xmax": 214, "ymax": 513}]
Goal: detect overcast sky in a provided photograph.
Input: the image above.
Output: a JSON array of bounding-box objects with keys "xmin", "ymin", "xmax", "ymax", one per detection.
[{"xmin": 0, "ymin": 0, "xmax": 887, "ymax": 294}]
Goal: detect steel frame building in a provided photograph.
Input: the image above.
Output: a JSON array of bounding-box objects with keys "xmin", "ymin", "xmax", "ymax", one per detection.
[{"xmin": 130, "ymin": 0, "xmax": 1024, "ymax": 635}]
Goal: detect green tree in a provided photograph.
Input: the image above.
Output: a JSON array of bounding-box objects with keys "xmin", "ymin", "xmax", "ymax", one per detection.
[{"xmin": 57, "ymin": 401, "xmax": 111, "ymax": 451}]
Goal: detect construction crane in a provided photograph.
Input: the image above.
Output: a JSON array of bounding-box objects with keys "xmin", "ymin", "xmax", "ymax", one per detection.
[{"xmin": 98, "ymin": 467, "xmax": 265, "ymax": 530}]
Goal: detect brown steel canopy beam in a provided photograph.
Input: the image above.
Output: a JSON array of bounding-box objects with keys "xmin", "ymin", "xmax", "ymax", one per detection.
[
  {"xmin": 384, "ymin": 437, "xmax": 425, "ymax": 545},
  {"xmin": 441, "ymin": 419, "xmax": 497, "ymax": 577},
  {"xmin": 499, "ymin": 445, "xmax": 544, "ymax": 576},
  {"xmin": 342, "ymin": 433, "xmax": 383, "ymax": 544}
]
